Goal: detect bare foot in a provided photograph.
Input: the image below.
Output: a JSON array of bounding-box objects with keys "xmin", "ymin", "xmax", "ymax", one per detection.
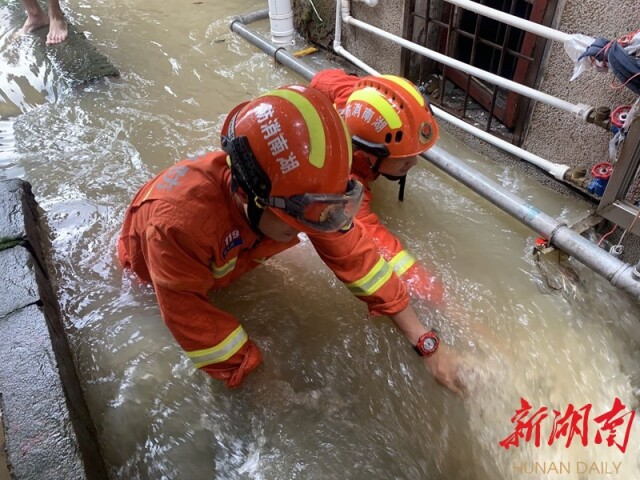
[
  {"xmin": 46, "ymin": 16, "xmax": 67, "ymax": 45},
  {"xmin": 19, "ymin": 12, "xmax": 49, "ymax": 36}
]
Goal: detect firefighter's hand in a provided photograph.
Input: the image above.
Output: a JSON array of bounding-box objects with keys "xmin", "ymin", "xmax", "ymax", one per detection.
[
  {"xmin": 205, "ymin": 340, "xmax": 262, "ymax": 388},
  {"xmin": 422, "ymin": 343, "xmax": 467, "ymax": 397}
]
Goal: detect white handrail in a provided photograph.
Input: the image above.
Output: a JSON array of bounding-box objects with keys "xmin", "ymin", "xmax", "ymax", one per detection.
[
  {"xmin": 445, "ymin": 0, "xmax": 571, "ymax": 43},
  {"xmin": 342, "ymin": 14, "xmax": 592, "ymax": 121},
  {"xmin": 333, "ymin": 0, "xmax": 572, "ymax": 179},
  {"xmin": 333, "ymin": 44, "xmax": 570, "ymax": 180}
]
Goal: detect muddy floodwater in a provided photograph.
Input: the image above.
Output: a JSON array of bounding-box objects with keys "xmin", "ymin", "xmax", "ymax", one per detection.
[{"xmin": 1, "ymin": 0, "xmax": 639, "ymax": 479}]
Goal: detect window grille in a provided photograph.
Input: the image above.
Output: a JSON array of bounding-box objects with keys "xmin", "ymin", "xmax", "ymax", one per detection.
[{"xmin": 401, "ymin": 0, "xmax": 558, "ymax": 145}]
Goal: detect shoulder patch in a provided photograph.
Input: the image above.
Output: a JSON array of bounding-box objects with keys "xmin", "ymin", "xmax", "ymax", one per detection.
[{"xmin": 221, "ymin": 228, "xmax": 243, "ymax": 259}]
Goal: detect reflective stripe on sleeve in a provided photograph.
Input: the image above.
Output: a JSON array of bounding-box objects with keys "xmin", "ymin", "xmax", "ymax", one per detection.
[
  {"xmin": 388, "ymin": 250, "xmax": 416, "ymax": 277},
  {"xmin": 186, "ymin": 325, "xmax": 248, "ymax": 368},
  {"xmin": 345, "ymin": 257, "xmax": 394, "ymax": 297},
  {"xmin": 212, "ymin": 257, "xmax": 237, "ymax": 279}
]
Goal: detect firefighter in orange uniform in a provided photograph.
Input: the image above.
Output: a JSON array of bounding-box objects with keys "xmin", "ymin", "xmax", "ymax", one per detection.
[
  {"xmin": 311, "ymin": 69, "xmax": 445, "ymax": 304},
  {"xmin": 118, "ymin": 85, "xmax": 463, "ymax": 394}
]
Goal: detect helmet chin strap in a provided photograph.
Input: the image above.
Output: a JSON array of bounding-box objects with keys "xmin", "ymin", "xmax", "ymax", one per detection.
[
  {"xmin": 247, "ymin": 200, "xmax": 266, "ymax": 235},
  {"xmin": 230, "ymin": 176, "xmax": 266, "ymax": 235},
  {"xmin": 223, "ymin": 131, "xmax": 271, "ymax": 236},
  {"xmin": 371, "ymin": 155, "xmax": 384, "ymax": 174},
  {"xmin": 372, "ymin": 156, "xmax": 407, "ymax": 203},
  {"xmin": 352, "ymin": 136, "xmax": 406, "ymax": 202}
]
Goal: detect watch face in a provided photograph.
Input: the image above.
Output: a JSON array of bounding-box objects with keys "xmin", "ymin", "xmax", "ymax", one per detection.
[
  {"xmin": 422, "ymin": 338, "xmax": 436, "ymax": 352},
  {"xmin": 416, "ymin": 331, "xmax": 439, "ymax": 357}
]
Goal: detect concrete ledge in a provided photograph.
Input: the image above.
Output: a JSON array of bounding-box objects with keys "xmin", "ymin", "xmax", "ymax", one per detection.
[
  {"xmin": 0, "ymin": 304, "xmax": 86, "ymax": 479},
  {"xmin": 0, "ymin": 179, "xmax": 107, "ymax": 479}
]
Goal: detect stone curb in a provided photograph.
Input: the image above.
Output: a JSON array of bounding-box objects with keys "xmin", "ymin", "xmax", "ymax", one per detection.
[{"xmin": 0, "ymin": 179, "xmax": 107, "ymax": 480}]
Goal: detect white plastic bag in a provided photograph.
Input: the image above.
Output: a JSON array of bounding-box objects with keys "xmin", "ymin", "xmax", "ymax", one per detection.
[{"xmin": 563, "ymin": 34, "xmax": 597, "ymax": 80}]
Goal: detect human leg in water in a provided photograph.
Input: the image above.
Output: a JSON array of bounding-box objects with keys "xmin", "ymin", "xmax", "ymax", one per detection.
[{"xmin": 19, "ymin": 0, "xmax": 68, "ymax": 45}]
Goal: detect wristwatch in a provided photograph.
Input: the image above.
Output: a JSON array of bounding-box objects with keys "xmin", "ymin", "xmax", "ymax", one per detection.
[{"xmin": 414, "ymin": 329, "xmax": 440, "ymax": 357}]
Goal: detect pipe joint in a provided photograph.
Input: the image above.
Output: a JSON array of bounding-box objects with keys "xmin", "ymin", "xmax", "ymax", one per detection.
[
  {"xmin": 547, "ymin": 223, "xmax": 567, "ymax": 245},
  {"xmin": 575, "ymin": 103, "xmax": 594, "ymax": 123},
  {"xmin": 230, "ymin": 9, "xmax": 269, "ymax": 28},
  {"xmin": 610, "ymin": 264, "xmax": 632, "ymax": 287},
  {"xmin": 585, "ymin": 106, "xmax": 613, "ymax": 131},
  {"xmin": 609, "ymin": 244, "xmax": 624, "ymax": 258}
]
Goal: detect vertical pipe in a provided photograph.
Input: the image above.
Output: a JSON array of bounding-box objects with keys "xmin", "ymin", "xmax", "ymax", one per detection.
[{"xmin": 268, "ymin": 0, "xmax": 294, "ymax": 46}]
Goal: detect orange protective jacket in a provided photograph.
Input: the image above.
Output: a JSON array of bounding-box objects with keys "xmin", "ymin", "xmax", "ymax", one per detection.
[
  {"xmin": 118, "ymin": 152, "xmax": 409, "ymax": 387},
  {"xmin": 311, "ymin": 69, "xmax": 444, "ymax": 304}
]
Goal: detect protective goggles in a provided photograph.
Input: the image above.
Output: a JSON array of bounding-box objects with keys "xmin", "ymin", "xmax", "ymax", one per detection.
[
  {"xmin": 222, "ymin": 134, "xmax": 364, "ymax": 233},
  {"xmin": 265, "ymin": 179, "xmax": 364, "ymax": 232}
]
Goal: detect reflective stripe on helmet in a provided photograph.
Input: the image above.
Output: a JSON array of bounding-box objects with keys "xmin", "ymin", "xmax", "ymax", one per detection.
[
  {"xmin": 262, "ymin": 89, "xmax": 326, "ymax": 168},
  {"xmin": 186, "ymin": 325, "xmax": 248, "ymax": 368},
  {"xmin": 211, "ymin": 257, "xmax": 237, "ymax": 279},
  {"xmin": 345, "ymin": 257, "xmax": 394, "ymax": 297},
  {"xmin": 348, "ymin": 88, "xmax": 402, "ymax": 129},
  {"xmin": 388, "ymin": 250, "xmax": 416, "ymax": 277},
  {"xmin": 380, "ymin": 75, "xmax": 425, "ymax": 108}
]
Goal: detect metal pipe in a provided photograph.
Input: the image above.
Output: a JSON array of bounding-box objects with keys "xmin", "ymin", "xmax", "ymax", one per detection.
[
  {"xmin": 229, "ymin": 14, "xmax": 316, "ymax": 81},
  {"xmin": 229, "ymin": 10, "xmax": 640, "ymax": 301},
  {"xmin": 232, "ymin": 9, "xmax": 270, "ymax": 25},
  {"xmin": 425, "ymin": 146, "xmax": 640, "ymax": 301},
  {"xmin": 445, "ymin": 0, "xmax": 571, "ymax": 43},
  {"xmin": 342, "ymin": 14, "xmax": 593, "ymax": 121}
]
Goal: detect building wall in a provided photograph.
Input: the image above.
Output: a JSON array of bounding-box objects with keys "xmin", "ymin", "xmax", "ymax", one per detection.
[{"xmin": 524, "ymin": 0, "xmax": 638, "ymax": 172}]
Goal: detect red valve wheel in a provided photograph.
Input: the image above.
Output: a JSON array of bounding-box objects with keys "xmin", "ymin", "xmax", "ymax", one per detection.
[
  {"xmin": 591, "ymin": 162, "xmax": 613, "ymax": 180},
  {"xmin": 611, "ymin": 105, "xmax": 631, "ymax": 128}
]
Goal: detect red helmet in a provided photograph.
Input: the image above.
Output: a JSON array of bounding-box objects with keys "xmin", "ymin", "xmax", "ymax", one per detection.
[
  {"xmin": 221, "ymin": 85, "xmax": 363, "ymax": 233},
  {"xmin": 344, "ymin": 75, "xmax": 439, "ymax": 158}
]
